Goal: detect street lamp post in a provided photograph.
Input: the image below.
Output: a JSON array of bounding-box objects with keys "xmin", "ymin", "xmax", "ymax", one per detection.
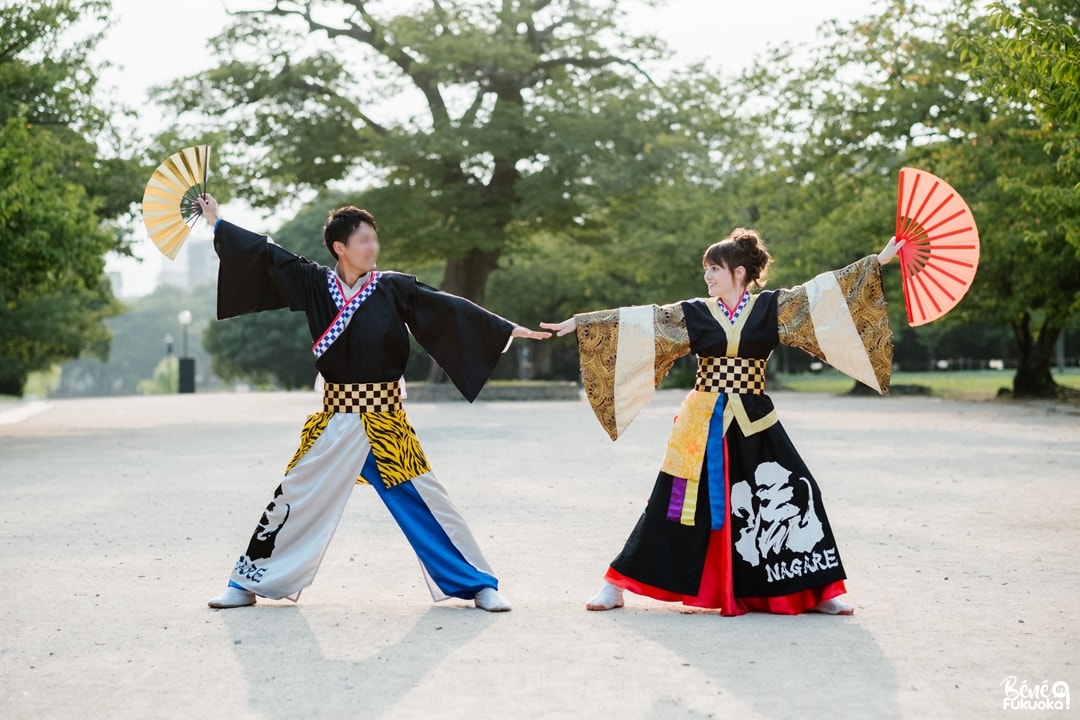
[
  {"xmin": 164, "ymin": 333, "xmax": 174, "ymax": 393},
  {"xmin": 178, "ymin": 310, "xmax": 195, "ymax": 394}
]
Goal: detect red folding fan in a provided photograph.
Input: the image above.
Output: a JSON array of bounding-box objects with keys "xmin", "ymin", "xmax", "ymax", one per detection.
[{"xmin": 894, "ymin": 167, "xmax": 980, "ymax": 326}]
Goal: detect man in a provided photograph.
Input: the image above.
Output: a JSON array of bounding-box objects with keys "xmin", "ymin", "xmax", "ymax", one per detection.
[{"xmin": 198, "ymin": 195, "xmax": 549, "ymax": 611}]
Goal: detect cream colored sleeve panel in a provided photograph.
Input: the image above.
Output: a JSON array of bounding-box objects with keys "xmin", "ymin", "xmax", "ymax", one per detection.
[
  {"xmin": 613, "ymin": 305, "xmax": 658, "ymax": 438},
  {"xmin": 804, "ymin": 271, "xmax": 882, "ymax": 393}
]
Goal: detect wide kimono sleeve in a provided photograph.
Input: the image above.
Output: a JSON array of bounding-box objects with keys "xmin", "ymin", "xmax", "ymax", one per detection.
[
  {"xmin": 776, "ymin": 254, "xmax": 893, "ymax": 395},
  {"xmin": 214, "ymin": 219, "xmax": 316, "ymax": 320},
  {"xmin": 405, "ymin": 279, "xmax": 516, "ymax": 403},
  {"xmin": 575, "ymin": 303, "xmax": 691, "ymax": 441}
]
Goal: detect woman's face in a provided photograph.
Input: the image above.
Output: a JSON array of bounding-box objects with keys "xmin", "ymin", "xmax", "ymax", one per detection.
[{"xmin": 704, "ymin": 262, "xmax": 743, "ymax": 298}]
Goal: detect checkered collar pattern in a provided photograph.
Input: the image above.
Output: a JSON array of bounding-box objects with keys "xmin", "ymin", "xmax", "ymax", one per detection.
[
  {"xmin": 312, "ymin": 270, "xmax": 380, "ymax": 358},
  {"xmin": 717, "ymin": 290, "xmax": 749, "ymax": 324}
]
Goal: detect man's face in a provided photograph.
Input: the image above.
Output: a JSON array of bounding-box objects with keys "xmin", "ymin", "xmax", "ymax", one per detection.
[{"xmin": 335, "ymin": 222, "xmax": 380, "ymax": 274}]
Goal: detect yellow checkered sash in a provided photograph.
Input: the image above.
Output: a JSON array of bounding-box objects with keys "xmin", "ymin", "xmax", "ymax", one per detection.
[
  {"xmin": 693, "ymin": 356, "xmax": 766, "ymax": 395},
  {"xmin": 323, "ymin": 381, "xmax": 402, "ymax": 413}
]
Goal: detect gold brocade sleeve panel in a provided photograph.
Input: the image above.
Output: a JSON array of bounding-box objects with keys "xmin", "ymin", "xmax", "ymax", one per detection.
[
  {"xmin": 654, "ymin": 303, "xmax": 691, "ymax": 385},
  {"xmin": 777, "ymin": 255, "xmax": 892, "ymax": 394},
  {"xmin": 576, "ymin": 303, "xmax": 690, "ymax": 441}
]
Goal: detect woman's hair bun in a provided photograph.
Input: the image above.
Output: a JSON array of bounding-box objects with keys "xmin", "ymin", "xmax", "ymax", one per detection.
[{"xmin": 702, "ymin": 227, "xmax": 773, "ymax": 289}]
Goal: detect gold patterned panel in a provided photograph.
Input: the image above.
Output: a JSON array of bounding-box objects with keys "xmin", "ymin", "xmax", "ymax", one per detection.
[
  {"xmin": 653, "ymin": 303, "xmax": 690, "ymax": 387},
  {"xmin": 576, "ymin": 309, "xmax": 621, "ymax": 440},
  {"xmin": 659, "ymin": 390, "xmax": 719, "ymax": 526},
  {"xmin": 777, "ymin": 286, "xmax": 825, "ymax": 362},
  {"xmin": 284, "ymin": 411, "xmax": 334, "ymax": 476},
  {"xmin": 660, "ymin": 391, "xmax": 716, "ymax": 485},
  {"xmin": 833, "ymin": 256, "xmax": 893, "ymax": 395}
]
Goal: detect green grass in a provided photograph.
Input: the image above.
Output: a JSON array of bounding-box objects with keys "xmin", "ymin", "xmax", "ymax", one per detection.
[{"xmin": 776, "ymin": 368, "xmax": 1080, "ymax": 401}]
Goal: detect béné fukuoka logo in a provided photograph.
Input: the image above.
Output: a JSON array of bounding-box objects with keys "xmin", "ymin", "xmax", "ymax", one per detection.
[{"xmin": 1001, "ymin": 677, "xmax": 1070, "ymax": 711}]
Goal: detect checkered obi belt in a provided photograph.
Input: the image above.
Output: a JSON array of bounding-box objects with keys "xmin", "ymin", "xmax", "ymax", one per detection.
[
  {"xmin": 693, "ymin": 356, "xmax": 766, "ymax": 394},
  {"xmin": 323, "ymin": 381, "xmax": 402, "ymax": 413}
]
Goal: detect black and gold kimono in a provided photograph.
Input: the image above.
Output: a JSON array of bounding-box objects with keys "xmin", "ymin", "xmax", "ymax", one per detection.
[{"xmin": 575, "ymin": 256, "xmax": 892, "ymax": 615}]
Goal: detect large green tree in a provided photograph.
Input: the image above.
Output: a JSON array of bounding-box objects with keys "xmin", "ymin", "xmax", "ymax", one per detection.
[
  {"xmin": 728, "ymin": 0, "xmax": 1080, "ymax": 396},
  {"xmin": 960, "ymin": 0, "xmax": 1080, "ymax": 397},
  {"xmin": 153, "ymin": 0, "xmax": 727, "ymax": 307},
  {"xmin": 0, "ymin": 0, "xmax": 143, "ymax": 396}
]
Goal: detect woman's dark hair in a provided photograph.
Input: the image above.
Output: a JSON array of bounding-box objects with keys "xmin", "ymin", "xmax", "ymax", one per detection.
[
  {"xmin": 702, "ymin": 227, "xmax": 773, "ymax": 289},
  {"xmin": 323, "ymin": 206, "xmax": 377, "ymax": 259}
]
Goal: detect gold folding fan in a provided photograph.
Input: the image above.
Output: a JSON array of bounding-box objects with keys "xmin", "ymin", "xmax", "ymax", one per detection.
[{"xmin": 141, "ymin": 145, "xmax": 211, "ymax": 259}]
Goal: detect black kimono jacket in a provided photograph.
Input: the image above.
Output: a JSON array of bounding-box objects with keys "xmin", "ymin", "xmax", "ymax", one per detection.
[{"xmin": 213, "ymin": 220, "xmax": 515, "ymax": 402}]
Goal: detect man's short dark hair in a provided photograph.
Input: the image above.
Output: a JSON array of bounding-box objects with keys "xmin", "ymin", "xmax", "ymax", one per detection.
[{"xmin": 323, "ymin": 206, "xmax": 377, "ymax": 260}]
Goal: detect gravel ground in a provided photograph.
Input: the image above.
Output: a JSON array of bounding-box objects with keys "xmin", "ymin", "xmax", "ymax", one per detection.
[{"xmin": 1, "ymin": 389, "xmax": 1077, "ymax": 719}]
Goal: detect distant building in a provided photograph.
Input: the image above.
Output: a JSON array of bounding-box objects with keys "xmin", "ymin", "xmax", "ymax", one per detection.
[
  {"xmin": 107, "ymin": 270, "xmax": 123, "ymax": 298},
  {"xmin": 158, "ymin": 236, "xmax": 216, "ymax": 290}
]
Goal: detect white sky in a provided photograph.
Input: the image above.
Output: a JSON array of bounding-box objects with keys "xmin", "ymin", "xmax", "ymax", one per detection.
[{"xmin": 98, "ymin": 0, "xmax": 880, "ymax": 296}]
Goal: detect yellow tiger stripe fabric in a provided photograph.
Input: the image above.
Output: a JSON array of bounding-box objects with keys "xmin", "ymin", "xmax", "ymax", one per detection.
[
  {"xmin": 283, "ymin": 409, "xmax": 430, "ymax": 489},
  {"xmin": 359, "ymin": 410, "xmax": 431, "ymax": 488},
  {"xmin": 284, "ymin": 411, "xmax": 334, "ymax": 476}
]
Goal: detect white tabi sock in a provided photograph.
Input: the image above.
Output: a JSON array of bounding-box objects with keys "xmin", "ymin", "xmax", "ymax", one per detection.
[
  {"xmin": 811, "ymin": 598, "xmax": 854, "ymax": 615},
  {"xmin": 474, "ymin": 587, "xmax": 512, "ymax": 612},
  {"xmin": 207, "ymin": 586, "xmax": 257, "ymax": 609},
  {"xmin": 585, "ymin": 581, "xmax": 624, "ymax": 611}
]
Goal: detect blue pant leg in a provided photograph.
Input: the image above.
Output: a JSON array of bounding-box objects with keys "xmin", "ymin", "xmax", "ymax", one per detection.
[{"xmin": 364, "ymin": 451, "xmax": 498, "ymax": 599}]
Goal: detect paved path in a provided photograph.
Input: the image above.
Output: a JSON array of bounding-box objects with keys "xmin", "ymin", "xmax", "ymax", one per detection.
[{"xmin": 1, "ymin": 390, "xmax": 1077, "ymax": 719}]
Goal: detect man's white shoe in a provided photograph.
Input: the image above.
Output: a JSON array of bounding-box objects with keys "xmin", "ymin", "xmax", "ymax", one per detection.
[
  {"xmin": 474, "ymin": 587, "xmax": 512, "ymax": 612},
  {"xmin": 585, "ymin": 582, "xmax": 624, "ymax": 611},
  {"xmin": 208, "ymin": 586, "xmax": 257, "ymax": 609}
]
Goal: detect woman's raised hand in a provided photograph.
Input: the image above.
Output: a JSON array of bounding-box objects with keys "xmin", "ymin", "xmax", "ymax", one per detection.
[
  {"xmin": 877, "ymin": 236, "xmax": 905, "ymax": 265},
  {"xmin": 539, "ymin": 318, "xmax": 577, "ymax": 337}
]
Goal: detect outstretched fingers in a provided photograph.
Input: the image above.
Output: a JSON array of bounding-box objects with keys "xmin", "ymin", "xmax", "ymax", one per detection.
[
  {"xmin": 539, "ymin": 318, "xmax": 576, "ymax": 337},
  {"xmin": 512, "ymin": 326, "xmax": 553, "ymax": 340}
]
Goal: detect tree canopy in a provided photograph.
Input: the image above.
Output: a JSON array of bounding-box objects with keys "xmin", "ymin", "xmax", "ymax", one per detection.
[
  {"xmin": 718, "ymin": 0, "xmax": 1080, "ymax": 396},
  {"xmin": 142, "ymin": 0, "xmax": 1079, "ymax": 397},
  {"xmin": 153, "ymin": 0, "xmax": 731, "ymax": 305},
  {"xmin": 958, "ymin": 0, "xmax": 1080, "ymax": 395},
  {"xmin": 0, "ymin": 0, "xmax": 143, "ymax": 396}
]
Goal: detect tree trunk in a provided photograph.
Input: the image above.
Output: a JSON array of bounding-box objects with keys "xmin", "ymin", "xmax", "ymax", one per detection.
[
  {"xmin": 0, "ymin": 367, "xmax": 26, "ymax": 397},
  {"xmin": 440, "ymin": 247, "xmax": 501, "ymax": 306},
  {"xmin": 532, "ymin": 340, "xmax": 553, "ymax": 379},
  {"xmin": 1010, "ymin": 311, "xmax": 1061, "ymax": 398},
  {"xmin": 426, "ymin": 247, "xmax": 503, "ymax": 383}
]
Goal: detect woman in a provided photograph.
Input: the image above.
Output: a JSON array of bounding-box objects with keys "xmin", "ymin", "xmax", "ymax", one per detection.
[{"xmin": 541, "ymin": 229, "xmax": 903, "ymax": 616}]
